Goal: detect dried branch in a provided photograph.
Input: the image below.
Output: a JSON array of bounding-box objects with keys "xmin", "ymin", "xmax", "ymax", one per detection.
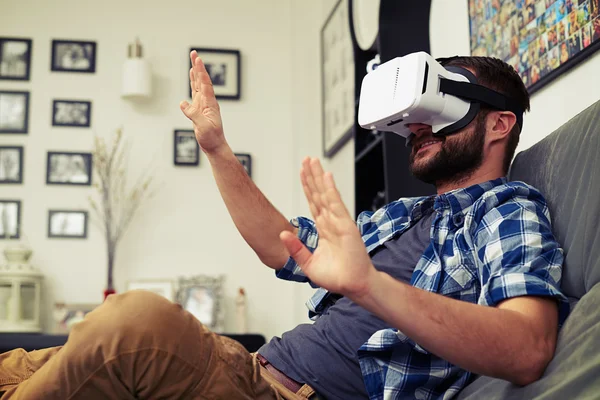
[{"xmin": 88, "ymin": 128, "xmax": 155, "ymax": 289}]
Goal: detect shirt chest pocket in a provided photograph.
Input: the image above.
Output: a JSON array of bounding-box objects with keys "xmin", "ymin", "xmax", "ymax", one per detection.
[{"xmin": 439, "ymin": 263, "xmax": 478, "ymax": 300}]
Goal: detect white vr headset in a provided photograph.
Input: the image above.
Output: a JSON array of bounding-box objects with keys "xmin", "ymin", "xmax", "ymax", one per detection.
[{"xmin": 358, "ymin": 52, "xmax": 524, "ymax": 144}]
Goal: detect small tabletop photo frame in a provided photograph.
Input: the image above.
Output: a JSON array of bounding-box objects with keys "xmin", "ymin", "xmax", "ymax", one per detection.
[
  {"xmin": 126, "ymin": 280, "xmax": 175, "ymax": 302},
  {"xmin": 176, "ymin": 275, "xmax": 225, "ymax": 332}
]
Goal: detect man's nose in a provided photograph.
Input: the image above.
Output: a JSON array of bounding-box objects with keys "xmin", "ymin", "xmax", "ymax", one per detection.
[{"xmin": 406, "ymin": 123, "xmax": 432, "ymax": 136}]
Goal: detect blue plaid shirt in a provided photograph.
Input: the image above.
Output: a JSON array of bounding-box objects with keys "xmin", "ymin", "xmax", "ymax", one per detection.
[{"xmin": 276, "ymin": 178, "xmax": 569, "ymax": 399}]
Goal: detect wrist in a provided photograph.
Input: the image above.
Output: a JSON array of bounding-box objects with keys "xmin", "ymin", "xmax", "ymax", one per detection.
[
  {"xmin": 203, "ymin": 141, "xmax": 232, "ymax": 159},
  {"xmin": 347, "ymin": 265, "xmax": 382, "ymax": 305}
]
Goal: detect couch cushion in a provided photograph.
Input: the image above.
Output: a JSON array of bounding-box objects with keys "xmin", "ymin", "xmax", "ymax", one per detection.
[
  {"xmin": 456, "ymin": 282, "xmax": 600, "ymax": 400},
  {"xmin": 508, "ymin": 100, "xmax": 600, "ymax": 302}
]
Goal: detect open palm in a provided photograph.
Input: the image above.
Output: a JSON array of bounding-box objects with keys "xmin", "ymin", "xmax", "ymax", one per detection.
[
  {"xmin": 179, "ymin": 51, "xmax": 226, "ymax": 153},
  {"xmin": 280, "ymin": 158, "xmax": 375, "ymax": 298}
]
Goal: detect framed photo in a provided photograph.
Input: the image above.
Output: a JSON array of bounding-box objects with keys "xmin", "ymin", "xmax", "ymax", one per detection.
[
  {"xmin": 48, "ymin": 210, "xmax": 88, "ymax": 239},
  {"xmin": 0, "ymin": 200, "xmax": 21, "ymax": 239},
  {"xmin": 468, "ymin": 0, "xmax": 600, "ymax": 94},
  {"xmin": 176, "ymin": 275, "xmax": 225, "ymax": 332},
  {"xmin": 51, "ymin": 39, "xmax": 97, "ymax": 73},
  {"xmin": 52, "ymin": 303, "xmax": 99, "ymax": 334},
  {"xmin": 321, "ymin": 0, "xmax": 355, "ymax": 158},
  {"xmin": 127, "ymin": 280, "xmax": 175, "ymax": 302},
  {"xmin": 0, "ymin": 37, "xmax": 32, "ymax": 81},
  {"xmin": 46, "ymin": 151, "xmax": 92, "ymax": 186},
  {"xmin": 235, "ymin": 153, "xmax": 252, "ymax": 178},
  {"xmin": 52, "ymin": 100, "xmax": 92, "ymax": 127},
  {"xmin": 0, "ymin": 146, "xmax": 23, "ymax": 184},
  {"xmin": 189, "ymin": 48, "xmax": 241, "ymax": 100},
  {"xmin": 174, "ymin": 130, "xmax": 199, "ymax": 166},
  {"xmin": 0, "ymin": 91, "xmax": 29, "ymax": 134}
]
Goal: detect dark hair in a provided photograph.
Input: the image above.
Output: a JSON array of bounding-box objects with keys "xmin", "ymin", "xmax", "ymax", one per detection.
[{"xmin": 441, "ymin": 56, "xmax": 531, "ymax": 174}]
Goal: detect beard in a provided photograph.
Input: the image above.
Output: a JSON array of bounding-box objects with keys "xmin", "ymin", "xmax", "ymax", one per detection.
[{"xmin": 409, "ymin": 115, "xmax": 486, "ymax": 186}]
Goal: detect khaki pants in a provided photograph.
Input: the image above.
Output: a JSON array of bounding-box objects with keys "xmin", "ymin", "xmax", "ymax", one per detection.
[{"xmin": 0, "ymin": 291, "xmax": 316, "ymax": 400}]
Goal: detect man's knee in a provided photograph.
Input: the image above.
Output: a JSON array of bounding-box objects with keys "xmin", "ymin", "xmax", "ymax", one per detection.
[{"xmin": 71, "ymin": 290, "xmax": 189, "ymax": 346}]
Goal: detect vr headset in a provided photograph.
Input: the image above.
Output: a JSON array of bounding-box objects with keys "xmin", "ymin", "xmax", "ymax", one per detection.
[{"xmin": 357, "ymin": 52, "xmax": 524, "ymax": 145}]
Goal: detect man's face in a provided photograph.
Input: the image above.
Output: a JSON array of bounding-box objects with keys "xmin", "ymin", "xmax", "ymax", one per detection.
[{"xmin": 408, "ymin": 113, "xmax": 487, "ymax": 185}]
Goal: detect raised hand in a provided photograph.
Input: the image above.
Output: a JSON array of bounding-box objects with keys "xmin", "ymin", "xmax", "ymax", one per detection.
[
  {"xmin": 179, "ymin": 51, "xmax": 227, "ymax": 154},
  {"xmin": 279, "ymin": 158, "xmax": 377, "ymax": 298}
]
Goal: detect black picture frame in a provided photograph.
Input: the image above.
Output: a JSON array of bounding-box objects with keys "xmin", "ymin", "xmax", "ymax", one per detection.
[
  {"xmin": 235, "ymin": 153, "xmax": 252, "ymax": 178},
  {"xmin": 0, "ymin": 90, "xmax": 29, "ymax": 134},
  {"xmin": 468, "ymin": 0, "xmax": 600, "ymax": 95},
  {"xmin": 0, "ymin": 199, "xmax": 21, "ymax": 239},
  {"xmin": 0, "ymin": 146, "xmax": 23, "ymax": 184},
  {"xmin": 173, "ymin": 130, "xmax": 199, "ymax": 166},
  {"xmin": 46, "ymin": 151, "xmax": 93, "ymax": 186},
  {"xmin": 189, "ymin": 47, "xmax": 241, "ymax": 100},
  {"xmin": 52, "ymin": 99, "xmax": 92, "ymax": 127},
  {"xmin": 51, "ymin": 39, "xmax": 97, "ymax": 73},
  {"xmin": 0, "ymin": 37, "xmax": 32, "ymax": 81},
  {"xmin": 321, "ymin": 0, "xmax": 355, "ymax": 158},
  {"xmin": 48, "ymin": 210, "xmax": 88, "ymax": 239}
]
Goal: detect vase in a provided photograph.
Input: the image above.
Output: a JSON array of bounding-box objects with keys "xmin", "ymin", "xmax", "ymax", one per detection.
[{"xmin": 103, "ymin": 288, "xmax": 116, "ymax": 301}]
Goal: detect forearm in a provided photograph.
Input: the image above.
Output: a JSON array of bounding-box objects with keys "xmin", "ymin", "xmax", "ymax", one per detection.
[
  {"xmin": 205, "ymin": 144, "xmax": 295, "ymax": 269},
  {"xmin": 353, "ymin": 270, "xmax": 557, "ymax": 385}
]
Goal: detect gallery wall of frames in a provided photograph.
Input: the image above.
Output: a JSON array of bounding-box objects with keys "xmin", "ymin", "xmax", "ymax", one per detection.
[{"xmin": 0, "ymin": 38, "xmax": 251, "ymax": 241}]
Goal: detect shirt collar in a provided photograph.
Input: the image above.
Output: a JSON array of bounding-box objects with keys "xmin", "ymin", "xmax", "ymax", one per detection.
[{"xmin": 433, "ymin": 177, "xmax": 508, "ymax": 215}]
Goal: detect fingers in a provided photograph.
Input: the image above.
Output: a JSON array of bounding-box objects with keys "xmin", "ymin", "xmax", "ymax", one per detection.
[
  {"xmin": 301, "ymin": 157, "xmax": 350, "ymax": 223},
  {"xmin": 189, "ymin": 50, "xmax": 198, "ymax": 94},
  {"xmin": 301, "ymin": 157, "xmax": 323, "ymax": 217},
  {"xmin": 189, "ymin": 68, "xmax": 196, "ymax": 98},
  {"xmin": 179, "ymin": 100, "xmax": 190, "ymax": 113},
  {"xmin": 309, "ymin": 158, "xmax": 327, "ymax": 195},
  {"xmin": 193, "ymin": 56, "xmax": 219, "ymax": 109},
  {"xmin": 280, "ymin": 231, "xmax": 313, "ymax": 267},
  {"xmin": 323, "ymin": 172, "xmax": 350, "ymax": 218},
  {"xmin": 300, "ymin": 163, "xmax": 319, "ymax": 218}
]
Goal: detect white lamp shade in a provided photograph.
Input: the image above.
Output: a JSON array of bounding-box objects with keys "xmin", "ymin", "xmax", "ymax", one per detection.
[{"xmin": 122, "ymin": 58, "xmax": 152, "ymax": 99}]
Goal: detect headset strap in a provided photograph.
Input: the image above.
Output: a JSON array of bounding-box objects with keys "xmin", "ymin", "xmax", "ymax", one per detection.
[{"xmin": 439, "ymin": 78, "xmax": 524, "ymax": 131}]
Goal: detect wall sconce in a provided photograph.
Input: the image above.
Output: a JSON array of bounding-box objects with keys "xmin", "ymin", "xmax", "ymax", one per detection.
[{"xmin": 121, "ymin": 38, "xmax": 152, "ymax": 100}]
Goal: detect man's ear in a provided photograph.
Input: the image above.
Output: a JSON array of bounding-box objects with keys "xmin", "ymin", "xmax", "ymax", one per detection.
[{"xmin": 486, "ymin": 111, "xmax": 517, "ymax": 144}]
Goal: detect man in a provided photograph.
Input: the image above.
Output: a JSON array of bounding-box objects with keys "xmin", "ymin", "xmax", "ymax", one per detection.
[{"xmin": 0, "ymin": 52, "xmax": 568, "ymax": 399}]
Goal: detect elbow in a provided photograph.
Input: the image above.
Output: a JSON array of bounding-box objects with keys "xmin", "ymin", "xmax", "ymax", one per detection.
[
  {"xmin": 258, "ymin": 252, "xmax": 290, "ymax": 270},
  {"xmin": 510, "ymin": 341, "xmax": 556, "ymax": 386}
]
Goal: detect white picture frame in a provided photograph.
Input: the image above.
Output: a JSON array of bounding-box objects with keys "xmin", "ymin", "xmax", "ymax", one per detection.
[{"xmin": 126, "ymin": 279, "xmax": 175, "ymax": 302}]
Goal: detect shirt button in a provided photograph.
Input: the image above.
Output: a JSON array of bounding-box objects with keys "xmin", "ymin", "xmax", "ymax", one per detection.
[{"xmin": 452, "ymin": 213, "xmax": 464, "ymax": 225}]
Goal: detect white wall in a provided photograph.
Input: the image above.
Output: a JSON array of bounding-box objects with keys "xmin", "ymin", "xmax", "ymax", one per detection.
[
  {"xmin": 430, "ymin": 0, "xmax": 600, "ymax": 153},
  {"xmin": 0, "ymin": 0, "xmax": 304, "ymax": 339}
]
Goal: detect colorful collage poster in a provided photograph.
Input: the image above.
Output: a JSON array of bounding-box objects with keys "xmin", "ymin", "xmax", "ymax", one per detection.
[{"xmin": 469, "ymin": 0, "xmax": 600, "ymax": 92}]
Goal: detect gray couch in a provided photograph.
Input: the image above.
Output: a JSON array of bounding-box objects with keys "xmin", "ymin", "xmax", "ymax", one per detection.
[{"xmin": 458, "ymin": 99, "xmax": 600, "ymax": 399}]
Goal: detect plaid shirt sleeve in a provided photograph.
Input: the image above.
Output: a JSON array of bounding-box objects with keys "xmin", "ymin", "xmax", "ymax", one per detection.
[
  {"xmin": 274, "ymin": 216, "xmax": 320, "ymax": 288},
  {"xmin": 473, "ymin": 186, "xmax": 570, "ymax": 323}
]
